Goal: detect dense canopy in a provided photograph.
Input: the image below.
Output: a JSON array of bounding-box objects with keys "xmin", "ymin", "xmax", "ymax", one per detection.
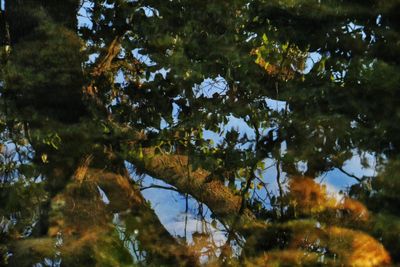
[{"xmin": 1, "ymin": 0, "xmax": 400, "ymax": 266}]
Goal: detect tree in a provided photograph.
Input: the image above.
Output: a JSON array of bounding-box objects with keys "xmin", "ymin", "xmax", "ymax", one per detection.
[{"xmin": 1, "ymin": 0, "xmax": 399, "ymax": 266}]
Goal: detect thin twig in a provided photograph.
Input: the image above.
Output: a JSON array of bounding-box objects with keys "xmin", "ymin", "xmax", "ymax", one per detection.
[{"xmin": 140, "ymin": 184, "xmax": 179, "ymax": 192}]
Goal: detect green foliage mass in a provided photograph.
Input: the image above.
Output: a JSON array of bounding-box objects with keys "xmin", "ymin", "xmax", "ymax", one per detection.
[{"xmin": 0, "ymin": 0, "xmax": 400, "ymax": 266}]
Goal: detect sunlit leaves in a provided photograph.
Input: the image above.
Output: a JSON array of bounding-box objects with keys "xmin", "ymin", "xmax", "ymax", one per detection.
[{"xmin": 252, "ymin": 33, "xmax": 308, "ymax": 81}]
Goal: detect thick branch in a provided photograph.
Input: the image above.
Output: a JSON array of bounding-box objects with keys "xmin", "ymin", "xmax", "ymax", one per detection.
[{"xmin": 128, "ymin": 147, "xmax": 256, "ymax": 225}]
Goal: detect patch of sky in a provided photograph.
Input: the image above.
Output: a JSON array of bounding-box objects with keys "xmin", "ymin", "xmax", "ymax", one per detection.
[
  {"xmin": 144, "ymin": 126, "xmax": 160, "ymax": 134},
  {"xmin": 132, "ymin": 48, "xmax": 157, "ymax": 66},
  {"xmin": 202, "ymin": 129, "xmax": 224, "ymax": 147},
  {"xmin": 279, "ymin": 141, "xmax": 287, "ymax": 158},
  {"xmin": 97, "ymin": 186, "xmax": 110, "ymax": 205},
  {"xmin": 125, "ymin": 162, "xmax": 234, "ymax": 260},
  {"xmin": 77, "ymin": 0, "xmax": 94, "ymax": 29},
  {"xmin": 317, "ymin": 150, "xmax": 381, "ymax": 196},
  {"xmin": 171, "ymin": 100, "xmax": 181, "ymax": 124},
  {"xmin": 189, "ymin": 76, "xmax": 287, "ymax": 148},
  {"xmin": 145, "ymin": 68, "xmax": 170, "ymax": 82},
  {"xmin": 295, "ymin": 160, "xmax": 308, "ymax": 174},
  {"xmin": 107, "ymin": 70, "xmax": 125, "ymax": 110},
  {"xmin": 201, "ymin": 115, "xmax": 254, "ymax": 149},
  {"xmin": 193, "ymin": 76, "xmax": 228, "ymax": 99},
  {"xmin": 38, "ymin": 257, "xmax": 62, "ymax": 267},
  {"xmin": 344, "ymin": 150, "xmax": 379, "ymax": 177},
  {"xmin": 1, "ymin": 141, "xmax": 35, "ymax": 183},
  {"xmin": 86, "ymin": 52, "xmax": 100, "ymax": 64},
  {"xmin": 136, "ymin": 6, "xmax": 159, "ymax": 17},
  {"xmin": 344, "ymin": 22, "xmax": 366, "ymax": 39},
  {"xmin": 201, "ymin": 98, "xmax": 286, "ymax": 149},
  {"xmin": 344, "ymin": 21, "xmax": 378, "ymax": 43},
  {"xmin": 249, "ymin": 158, "xmax": 288, "ymax": 209},
  {"xmin": 160, "ymin": 117, "xmax": 170, "ymax": 129},
  {"xmin": 115, "ymin": 69, "xmax": 125, "ymax": 84},
  {"xmin": 265, "ymin": 98, "xmax": 287, "ymax": 112},
  {"xmin": 245, "ymin": 32, "xmax": 258, "ymax": 42},
  {"xmin": 302, "ymin": 51, "xmax": 322, "ymax": 74},
  {"xmin": 376, "ymin": 14, "xmax": 382, "ymax": 26}
]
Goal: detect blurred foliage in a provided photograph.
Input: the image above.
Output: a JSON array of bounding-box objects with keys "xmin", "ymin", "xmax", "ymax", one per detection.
[{"xmin": 0, "ymin": 0, "xmax": 400, "ymax": 266}]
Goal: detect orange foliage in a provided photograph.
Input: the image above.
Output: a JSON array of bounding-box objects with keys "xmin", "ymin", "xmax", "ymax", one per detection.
[
  {"xmin": 283, "ymin": 177, "xmax": 389, "ymax": 266},
  {"xmin": 328, "ymin": 226, "xmax": 391, "ymax": 266},
  {"xmin": 289, "ymin": 177, "xmax": 369, "ymax": 221},
  {"xmin": 275, "ymin": 222, "xmax": 391, "ymax": 266},
  {"xmin": 254, "ymin": 56, "xmax": 295, "ymax": 81},
  {"xmin": 289, "ymin": 177, "xmax": 334, "ymax": 213},
  {"xmin": 339, "ymin": 197, "xmax": 369, "ymax": 221}
]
